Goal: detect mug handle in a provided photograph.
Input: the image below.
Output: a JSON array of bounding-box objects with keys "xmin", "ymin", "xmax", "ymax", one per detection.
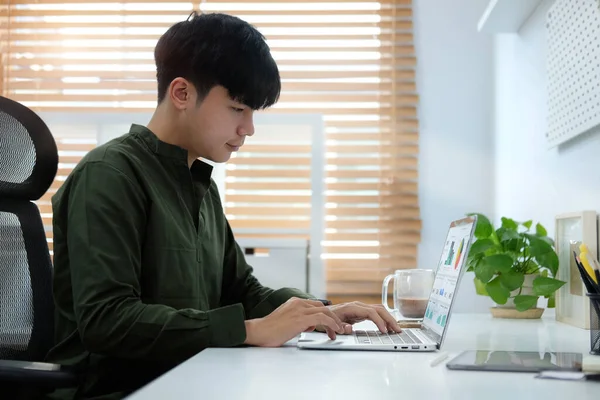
[{"xmin": 381, "ymin": 274, "xmax": 396, "ymax": 314}]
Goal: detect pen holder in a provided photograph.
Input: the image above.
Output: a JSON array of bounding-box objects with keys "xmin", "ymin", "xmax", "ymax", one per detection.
[{"xmin": 588, "ymin": 293, "xmax": 600, "ymax": 355}]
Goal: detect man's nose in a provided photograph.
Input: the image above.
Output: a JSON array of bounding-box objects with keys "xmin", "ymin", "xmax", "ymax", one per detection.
[{"xmin": 239, "ymin": 113, "xmax": 254, "ymax": 137}]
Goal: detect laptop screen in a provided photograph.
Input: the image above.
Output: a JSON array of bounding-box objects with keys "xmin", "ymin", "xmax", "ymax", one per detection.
[{"xmin": 422, "ymin": 217, "xmax": 476, "ymax": 341}]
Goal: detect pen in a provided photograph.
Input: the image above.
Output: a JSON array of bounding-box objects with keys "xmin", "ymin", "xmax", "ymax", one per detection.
[
  {"xmin": 573, "ymin": 251, "xmax": 598, "ymax": 294},
  {"xmin": 590, "ymin": 257, "xmax": 600, "ymax": 288},
  {"xmin": 578, "ymin": 245, "xmax": 598, "ymax": 285},
  {"xmin": 430, "ymin": 351, "xmax": 449, "ymax": 367}
]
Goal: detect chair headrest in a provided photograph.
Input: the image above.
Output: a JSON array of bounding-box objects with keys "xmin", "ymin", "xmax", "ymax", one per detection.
[{"xmin": 0, "ymin": 96, "xmax": 58, "ymax": 201}]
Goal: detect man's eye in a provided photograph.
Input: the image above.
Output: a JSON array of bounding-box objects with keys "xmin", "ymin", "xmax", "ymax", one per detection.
[{"xmin": 232, "ymin": 107, "xmax": 244, "ymax": 113}]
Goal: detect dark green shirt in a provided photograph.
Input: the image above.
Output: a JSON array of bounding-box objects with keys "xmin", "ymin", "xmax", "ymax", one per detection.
[{"xmin": 46, "ymin": 124, "xmax": 311, "ymax": 399}]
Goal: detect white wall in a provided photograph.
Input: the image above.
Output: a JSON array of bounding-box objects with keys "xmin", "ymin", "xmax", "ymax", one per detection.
[
  {"xmin": 495, "ymin": 0, "xmax": 600, "ymax": 233},
  {"xmin": 414, "ymin": 0, "xmax": 496, "ymax": 312}
]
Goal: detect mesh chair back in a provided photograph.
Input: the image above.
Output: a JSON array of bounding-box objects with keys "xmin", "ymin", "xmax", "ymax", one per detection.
[{"xmin": 0, "ymin": 96, "xmax": 57, "ymax": 362}]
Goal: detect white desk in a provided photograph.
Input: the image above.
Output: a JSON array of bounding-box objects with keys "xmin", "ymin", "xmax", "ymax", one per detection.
[{"xmin": 126, "ymin": 313, "xmax": 599, "ymax": 400}]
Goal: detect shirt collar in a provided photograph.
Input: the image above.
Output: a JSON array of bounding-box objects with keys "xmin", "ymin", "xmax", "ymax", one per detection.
[{"xmin": 131, "ymin": 123, "xmax": 214, "ymax": 182}]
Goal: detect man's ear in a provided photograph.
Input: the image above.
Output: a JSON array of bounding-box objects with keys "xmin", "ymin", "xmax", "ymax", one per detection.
[{"xmin": 168, "ymin": 78, "xmax": 193, "ymax": 110}]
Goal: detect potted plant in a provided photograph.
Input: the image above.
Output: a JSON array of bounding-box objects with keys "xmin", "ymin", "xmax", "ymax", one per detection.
[{"xmin": 466, "ymin": 213, "xmax": 566, "ymax": 317}]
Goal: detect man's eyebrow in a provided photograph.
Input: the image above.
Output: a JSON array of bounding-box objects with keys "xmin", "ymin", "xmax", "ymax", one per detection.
[{"xmin": 230, "ymin": 99, "xmax": 248, "ymax": 107}]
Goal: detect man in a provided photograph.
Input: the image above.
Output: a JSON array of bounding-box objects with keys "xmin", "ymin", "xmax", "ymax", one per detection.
[{"xmin": 46, "ymin": 12, "xmax": 401, "ymax": 399}]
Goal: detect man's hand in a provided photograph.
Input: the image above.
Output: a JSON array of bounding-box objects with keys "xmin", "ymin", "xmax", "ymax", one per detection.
[
  {"xmin": 243, "ymin": 297, "xmax": 345, "ymax": 347},
  {"xmin": 318, "ymin": 301, "xmax": 402, "ymax": 335}
]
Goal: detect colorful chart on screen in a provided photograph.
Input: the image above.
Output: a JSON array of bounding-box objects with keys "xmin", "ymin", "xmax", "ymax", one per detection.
[{"xmin": 422, "ymin": 221, "xmax": 473, "ymax": 336}]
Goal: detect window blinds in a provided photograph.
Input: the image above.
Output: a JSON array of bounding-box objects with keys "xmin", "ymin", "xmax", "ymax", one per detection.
[{"xmin": 0, "ymin": 0, "xmax": 420, "ymax": 301}]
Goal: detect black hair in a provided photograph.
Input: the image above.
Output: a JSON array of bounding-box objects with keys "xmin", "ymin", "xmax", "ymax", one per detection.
[{"xmin": 154, "ymin": 12, "xmax": 281, "ymax": 110}]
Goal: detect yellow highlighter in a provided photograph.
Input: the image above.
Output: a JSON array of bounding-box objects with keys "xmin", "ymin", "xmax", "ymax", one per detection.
[{"xmin": 579, "ymin": 244, "xmax": 598, "ymax": 284}]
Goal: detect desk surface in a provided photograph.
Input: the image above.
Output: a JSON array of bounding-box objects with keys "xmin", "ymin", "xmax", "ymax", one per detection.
[{"xmin": 126, "ymin": 312, "xmax": 599, "ymax": 400}]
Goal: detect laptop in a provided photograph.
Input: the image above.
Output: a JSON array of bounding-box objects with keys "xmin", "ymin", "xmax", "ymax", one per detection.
[{"xmin": 297, "ymin": 215, "xmax": 477, "ymax": 352}]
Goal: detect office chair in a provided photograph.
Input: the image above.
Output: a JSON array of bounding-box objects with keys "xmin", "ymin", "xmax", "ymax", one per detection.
[{"xmin": 0, "ymin": 96, "xmax": 77, "ymax": 398}]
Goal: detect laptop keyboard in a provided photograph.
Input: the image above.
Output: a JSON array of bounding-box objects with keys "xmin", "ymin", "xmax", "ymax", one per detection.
[{"xmin": 354, "ymin": 329, "xmax": 424, "ymax": 345}]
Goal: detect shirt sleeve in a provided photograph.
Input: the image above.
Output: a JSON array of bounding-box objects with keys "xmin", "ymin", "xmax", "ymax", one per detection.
[
  {"xmin": 219, "ymin": 219, "xmax": 315, "ymax": 319},
  {"xmin": 63, "ymin": 161, "xmax": 246, "ymax": 365}
]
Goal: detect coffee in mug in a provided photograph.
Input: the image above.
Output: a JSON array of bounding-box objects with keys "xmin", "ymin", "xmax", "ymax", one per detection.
[
  {"xmin": 382, "ymin": 269, "xmax": 435, "ymax": 319},
  {"xmin": 398, "ymin": 297, "xmax": 429, "ymax": 318}
]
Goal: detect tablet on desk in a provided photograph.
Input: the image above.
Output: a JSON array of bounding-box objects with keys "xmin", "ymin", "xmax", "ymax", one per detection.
[{"xmin": 446, "ymin": 350, "xmax": 583, "ymax": 373}]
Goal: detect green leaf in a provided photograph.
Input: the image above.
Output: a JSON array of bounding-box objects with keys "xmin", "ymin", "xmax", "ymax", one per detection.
[
  {"xmin": 466, "ymin": 252, "xmax": 483, "ymax": 272},
  {"xmin": 501, "ymin": 217, "xmax": 518, "ymax": 230},
  {"xmin": 514, "ymin": 295, "xmax": 538, "ymax": 311},
  {"xmin": 468, "ymin": 213, "xmax": 493, "ymax": 239},
  {"xmin": 522, "ymin": 220, "xmax": 533, "ymax": 230},
  {"xmin": 526, "ymin": 230, "xmax": 556, "ymax": 247},
  {"xmin": 535, "ymin": 251, "xmax": 559, "ymax": 277},
  {"xmin": 533, "ymin": 276, "xmax": 565, "ymax": 297},
  {"xmin": 524, "ymin": 234, "xmax": 558, "ymax": 275},
  {"xmin": 504, "ymin": 239, "xmax": 520, "ymax": 252},
  {"xmin": 498, "ymin": 228, "xmax": 520, "ymax": 242},
  {"xmin": 522, "ymin": 260, "xmax": 539, "ymax": 274},
  {"xmin": 473, "ymin": 277, "xmax": 488, "ymax": 296},
  {"xmin": 474, "ymin": 262, "xmax": 495, "ymax": 283},
  {"xmin": 483, "ymin": 254, "xmax": 513, "ymax": 273},
  {"xmin": 469, "ymin": 238, "xmax": 495, "ymax": 255},
  {"xmin": 526, "ymin": 234, "xmax": 553, "ymax": 256},
  {"xmin": 485, "ymin": 277, "xmax": 511, "ymax": 304},
  {"xmin": 504, "ymin": 232, "xmax": 525, "ymax": 252},
  {"xmin": 499, "ymin": 270, "xmax": 525, "ymax": 291},
  {"xmin": 539, "ymin": 236, "xmax": 555, "ymax": 247},
  {"xmin": 547, "ymin": 294, "xmax": 556, "ymax": 308},
  {"xmin": 535, "ymin": 223, "xmax": 548, "ymax": 237}
]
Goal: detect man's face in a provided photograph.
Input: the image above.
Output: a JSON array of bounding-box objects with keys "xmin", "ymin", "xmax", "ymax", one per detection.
[{"xmin": 183, "ymin": 85, "xmax": 254, "ymax": 163}]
